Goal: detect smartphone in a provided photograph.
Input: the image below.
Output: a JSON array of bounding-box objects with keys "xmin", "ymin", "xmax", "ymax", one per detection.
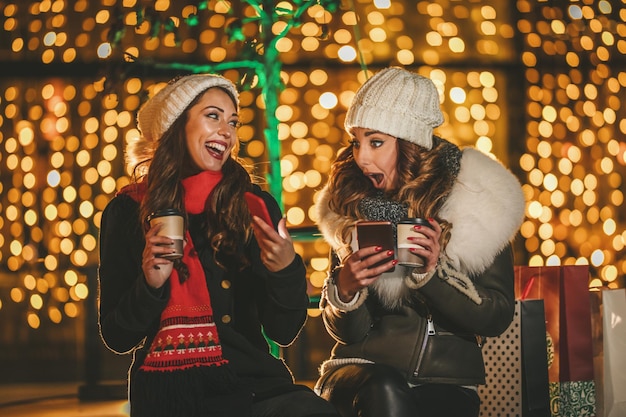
[
  {"xmin": 356, "ymin": 220, "xmax": 395, "ymax": 272},
  {"xmin": 244, "ymin": 192, "xmax": 274, "ymax": 226}
]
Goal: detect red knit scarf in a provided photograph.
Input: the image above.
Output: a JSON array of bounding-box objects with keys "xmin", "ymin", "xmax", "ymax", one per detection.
[
  {"xmin": 139, "ymin": 170, "xmax": 225, "ymax": 372},
  {"xmin": 120, "ymin": 171, "xmax": 250, "ymax": 416}
]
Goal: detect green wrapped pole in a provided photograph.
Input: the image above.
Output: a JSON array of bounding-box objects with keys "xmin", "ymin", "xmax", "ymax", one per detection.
[
  {"xmin": 260, "ymin": 1, "xmax": 284, "ymax": 210},
  {"xmin": 259, "ymin": 2, "xmax": 282, "ymax": 358}
]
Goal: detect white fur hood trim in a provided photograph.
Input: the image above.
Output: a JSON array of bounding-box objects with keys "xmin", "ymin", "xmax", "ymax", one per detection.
[
  {"xmin": 440, "ymin": 148, "xmax": 525, "ymax": 275},
  {"xmin": 315, "ymin": 147, "xmax": 525, "ymax": 276}
]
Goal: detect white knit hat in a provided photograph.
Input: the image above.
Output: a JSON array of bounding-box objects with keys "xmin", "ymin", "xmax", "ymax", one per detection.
[
  {"xmin": 126, "ymin": 73, "xmax": 239, "ymax": 172},
  {"xmin": 344, "ymin": 67, "xmax": 443, "ymax": 150}
]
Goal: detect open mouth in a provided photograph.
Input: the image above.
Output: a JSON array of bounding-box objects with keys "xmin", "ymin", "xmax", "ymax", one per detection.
[
  {"xmin": 367, "ymin": 173, "xmax": 384, "ymax": 186},
  {"xmin": 205, "ymin": 142, "xmax": 226, "ymax": 158}
]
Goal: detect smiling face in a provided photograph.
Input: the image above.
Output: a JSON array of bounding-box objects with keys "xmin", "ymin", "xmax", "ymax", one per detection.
[
  {"xmin": 184, "ymin": 87, "xmax": 239, "ymax": 172},
  {"xmin": 350, "ymin": 127, "xmax": 399, "ymax": 192}
]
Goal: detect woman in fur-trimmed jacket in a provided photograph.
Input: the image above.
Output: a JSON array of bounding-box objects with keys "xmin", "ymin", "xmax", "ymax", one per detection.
[{"xmin": 313, "ymin": 67, "xmax": 526, "ymax": 417}]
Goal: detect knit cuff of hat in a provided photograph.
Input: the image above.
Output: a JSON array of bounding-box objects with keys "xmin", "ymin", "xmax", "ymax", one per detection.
[{"xmin": 347, "ymin": 104, "xmax": 435, "ymax": 150}]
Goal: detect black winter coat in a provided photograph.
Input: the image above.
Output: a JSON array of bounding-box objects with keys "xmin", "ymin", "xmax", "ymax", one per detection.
[
  {"xmin": 98, "ymin": 186, "xmax": 309, "ymax": 404},
  {"xmin": 320, "ymin": 246, "xmax": 515, "ymax": 386}
]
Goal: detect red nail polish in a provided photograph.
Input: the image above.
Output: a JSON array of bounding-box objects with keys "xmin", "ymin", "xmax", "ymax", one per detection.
[
  {"xmin": 428, "ymin": 218, "xmax": 434, "ymax": 222},
  {"xmin": 414, "ymin": 225, "xmax": 421, "ymax": 230},
  {"xmin": 392, "ymin": 260, "xmax": 399, "ymax": 265},
  {"xmin": 375, "ymin": 246, "xmax": 382, "ymax": 251},
  {"xmin": 387, "ymin": 250, "xmax": 394, "ymax": 256}
]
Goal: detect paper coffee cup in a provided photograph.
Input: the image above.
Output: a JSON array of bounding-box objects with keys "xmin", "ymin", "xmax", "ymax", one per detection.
[
  {"xmin": 396, "ymin": 218, "xmax": 433, "ymax": 267},
  {"xmin": 147, "ymin": 209, "xmax": 184, "ymax": 260}
]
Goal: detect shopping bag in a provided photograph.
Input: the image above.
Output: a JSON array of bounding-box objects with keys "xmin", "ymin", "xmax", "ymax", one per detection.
[
  {"xmin": 590, "ymin": 289, "xmax": 626, "ymax": 417},
  {"xmin": 514, "ymin": 266, "xmax": 595, "ymax": 417},
  {"xmin": 479, "ymin": 299, "xmax": 550, "ymax": 417}
]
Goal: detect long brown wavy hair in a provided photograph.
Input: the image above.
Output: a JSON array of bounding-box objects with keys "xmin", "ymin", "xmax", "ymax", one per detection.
[
  {"xmin": 327, "ymin": 137, "xmax": 457, "ymax": 247},
  {"xmin": 137, "ymin": 87, "xmax": 254, "ymax": 272}
]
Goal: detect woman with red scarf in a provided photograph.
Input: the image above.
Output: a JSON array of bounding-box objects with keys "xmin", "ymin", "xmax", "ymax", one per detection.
[{"xmin": 98, "ymin": 74, "xmax": 338, "ymax": 417}]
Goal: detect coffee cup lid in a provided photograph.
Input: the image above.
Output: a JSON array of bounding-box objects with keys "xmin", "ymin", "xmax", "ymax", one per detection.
[
  {"xmin": 146, "ymin": 208, "xmax": 183, "ymax": 223},
  {"xmin": 398, "ymin": 218, "xmax": 433, "ymax": 228}
]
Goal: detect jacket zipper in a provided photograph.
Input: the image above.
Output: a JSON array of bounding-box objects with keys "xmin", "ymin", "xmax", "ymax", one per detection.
[{"xmin": 413, "ymin": 314, "xmax": 435, "ymax": 377}]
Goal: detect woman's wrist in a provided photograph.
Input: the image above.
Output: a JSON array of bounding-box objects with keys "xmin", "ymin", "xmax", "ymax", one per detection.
[
  {"xmin": 324, "ymin": 267, "xmax": 367, "ymax": 311},
  {"xmin": 331, "ymin": 266, "xmax": 355, "ymax": 302},
  {"xmin": 338, "ymin": 288, "xmax": 357, "ymax": 303}
]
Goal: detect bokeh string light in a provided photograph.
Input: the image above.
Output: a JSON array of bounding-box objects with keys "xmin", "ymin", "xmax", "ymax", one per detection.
[
  {"xmin": 517, "ymin": 0, "xmax": 626, "ymax": 287},
  {"xmin": 0, "ymin": 1, "xmax": 624, "ymax": 332}
]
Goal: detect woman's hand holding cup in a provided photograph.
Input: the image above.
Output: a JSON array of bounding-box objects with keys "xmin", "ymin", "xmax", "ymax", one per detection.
[
  {"xmin": 142, "ymin": 209, "xmax": 185, "ymax": 288},
  {"xmin": 398, "ymin": 218, "xmax": 441, "ymax": 273}
]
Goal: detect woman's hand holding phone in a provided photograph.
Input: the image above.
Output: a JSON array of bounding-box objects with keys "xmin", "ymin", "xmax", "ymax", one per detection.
[
  {"xmin": 356, "ymin": 221, "xmax": 396, "ymax": 271},
  {"xmin": 244, "ymin": 192, "xmax": 296, "ymax": 272},
  {"xmin": 334, "ymin": 221, "xmax": 398, "ymax": 303}
]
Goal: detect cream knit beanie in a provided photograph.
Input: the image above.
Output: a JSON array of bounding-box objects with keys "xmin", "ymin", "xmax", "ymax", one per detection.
[
  {"xmin": 344, "ymin": 67, "xmax": 443, "ymax": 150},
  {"xmin": 126, "ymin": 73, "xmax": 239, "ymax": 172}
]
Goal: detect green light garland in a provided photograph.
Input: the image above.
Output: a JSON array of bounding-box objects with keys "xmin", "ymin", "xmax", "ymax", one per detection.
[{"xmin": 106, "ymin": 0, "xmax": 343, "ymax": 209}]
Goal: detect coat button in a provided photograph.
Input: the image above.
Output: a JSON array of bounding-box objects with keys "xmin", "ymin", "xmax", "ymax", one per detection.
[
  {"xmin": 221, "ymin": 280, "xmax": 231, "ymax": 289},
  {"xmin": 221, "ymin": 315, "xmax": 231, "ymax": 324}
]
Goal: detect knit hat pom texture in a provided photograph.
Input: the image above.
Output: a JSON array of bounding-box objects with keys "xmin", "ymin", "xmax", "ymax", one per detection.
[{"xmin": 345, "ymin": 67, "xmax": 444, "ymax": 150}]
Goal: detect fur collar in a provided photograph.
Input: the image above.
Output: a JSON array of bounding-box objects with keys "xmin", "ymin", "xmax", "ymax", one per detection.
[{"xmin": 315, "ymin": 148, "xmax": 525, "ymax": 306}]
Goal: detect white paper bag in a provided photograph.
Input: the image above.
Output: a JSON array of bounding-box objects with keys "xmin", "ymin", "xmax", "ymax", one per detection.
[{"xmin": 591, "ymin": 288, "xmax": 626, "ymax": 417}]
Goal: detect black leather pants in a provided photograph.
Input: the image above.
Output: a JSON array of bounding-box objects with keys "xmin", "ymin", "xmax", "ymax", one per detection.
[{"xmin": 315, "ymin": 363, "xmax": 480, "ymax": 417}]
